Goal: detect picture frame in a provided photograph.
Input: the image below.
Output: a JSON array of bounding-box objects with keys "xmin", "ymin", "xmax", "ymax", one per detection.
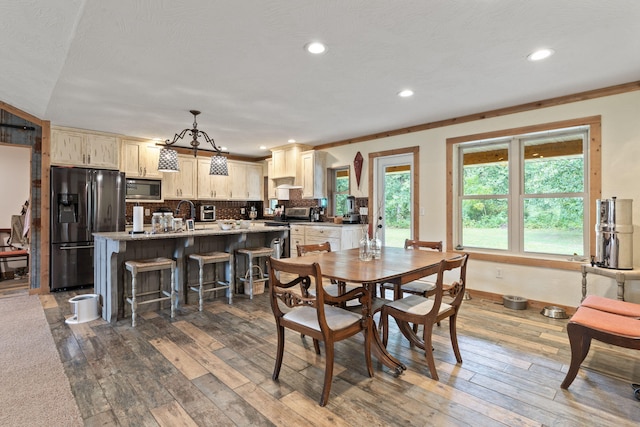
[{"xmin": 186, "ymin": 218, "xmax": 195, "ymax": 232}]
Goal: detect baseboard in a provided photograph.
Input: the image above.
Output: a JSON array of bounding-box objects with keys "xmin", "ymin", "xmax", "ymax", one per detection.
[{"xmin": 466, "ymin": 289, "xmax": 578, "ymax": 315}]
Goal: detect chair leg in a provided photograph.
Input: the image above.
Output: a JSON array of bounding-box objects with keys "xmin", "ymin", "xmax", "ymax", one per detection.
[
  {"xmin": 422, "ymin": 321, "xmax": 439, "ymax": 381},
  {"xmin": 198, "ymin": 261, "xmax": 204, "ymax": 311},
  {"xmin": 561, "ymin": 323, "xmax": 593, "ymax": 389},
  {"xmin": 449, "ymin": 313, "xmax": 462, "ymax": 363},
  {"xmin": 313, "ymin": 338, "xmax": 321, "ymax": 355},
  {"xmin": 273, "ymin": 325, "xmax": 285, "ymax": 381},
  {"xmin": 320, "ymin": 342, "xmax": 335, "ymax": 407},
  {"xmin": 363, "ymin": 325, "xmax": 374, "ymax": 378},
  {"xmin": 381, "ymin": 310, "xmax": 389, "ymax": 347}
]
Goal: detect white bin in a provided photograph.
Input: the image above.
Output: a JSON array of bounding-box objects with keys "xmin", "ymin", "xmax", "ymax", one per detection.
[{"xmin": 65, "ymin": 294, "xmax": 100, "ymax": 324}]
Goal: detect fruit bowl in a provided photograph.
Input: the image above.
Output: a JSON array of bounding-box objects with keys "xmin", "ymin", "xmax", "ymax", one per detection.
[{"xmin": 218, "ymin": 221, "xmax": 235, "ymax": 230}]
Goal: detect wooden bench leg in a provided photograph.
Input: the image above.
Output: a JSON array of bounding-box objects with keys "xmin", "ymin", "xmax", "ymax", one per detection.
[{"xmin": 561, "ymin": 322, "xmax": 593, "ymax": 389}]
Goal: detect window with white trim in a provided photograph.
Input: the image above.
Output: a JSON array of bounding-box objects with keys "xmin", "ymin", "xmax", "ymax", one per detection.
[
  {"xmin": 455, "ymin": 126, "xmax": 589, "ymax": 258},
  {"xmin": 331, "ymin": 167, "xmax": 350, "ymax": 216}
]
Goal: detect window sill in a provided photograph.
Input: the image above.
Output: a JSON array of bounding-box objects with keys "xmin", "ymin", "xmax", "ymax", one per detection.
[{"xmin": 453, "ymin": 250, "xmax": 584, "ymax": 271}]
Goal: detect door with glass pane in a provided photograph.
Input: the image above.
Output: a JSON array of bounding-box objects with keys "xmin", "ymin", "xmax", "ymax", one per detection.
[{"xmin": 374, "ymin": 154, "xmax": 414, "ymax": 247}]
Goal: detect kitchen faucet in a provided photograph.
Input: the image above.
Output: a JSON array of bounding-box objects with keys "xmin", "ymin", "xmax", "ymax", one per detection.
[{"xmin": 176, "ymin": 200, "xmax": 195, "ymax": 220}]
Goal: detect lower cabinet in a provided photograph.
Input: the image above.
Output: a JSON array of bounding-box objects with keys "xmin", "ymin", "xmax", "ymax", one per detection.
[{"xmin": 289, "ymin": 224, "xmax": 360, "ymax": 258}]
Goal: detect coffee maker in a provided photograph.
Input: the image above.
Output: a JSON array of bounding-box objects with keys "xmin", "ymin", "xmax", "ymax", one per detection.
[{"xmin": 343, "ymin": 195, "xmax": 361, "ymax": 224}]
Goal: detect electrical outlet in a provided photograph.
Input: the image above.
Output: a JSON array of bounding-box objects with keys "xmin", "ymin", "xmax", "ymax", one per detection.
[
  {"xmin": 496, "ymin": 268, "xmax": 503, "ymax": 278},
  {"xmin": 144, "ymin": 209, "xmax": 150, "ymax": 216},
  {"xmin": 420, "ymin": 207, "xmax": 425, "ymax": 216},
  {"xmin": 359, "ymin": 207, "xmax": 368, "ymax": 215},
  {"xmin": 240, "ymin": 208, "xmax": 246, "ymax": 215}
]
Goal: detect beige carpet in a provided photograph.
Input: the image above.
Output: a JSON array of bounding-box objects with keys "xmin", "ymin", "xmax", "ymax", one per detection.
[{"xmin": 0, "ymin": 293, "xmax": 82, "ymax": 426}]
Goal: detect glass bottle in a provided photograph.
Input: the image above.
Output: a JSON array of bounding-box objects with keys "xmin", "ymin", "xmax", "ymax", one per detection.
[
  {"xmin": 151, "ymin": 212, "xmax": 163, "ymax": 234},
  {"xmin": 371, "ymin": 230, "xmax": 382, "ymax": 259},
  {"xmin": 359, "ymin": 228, "xmax": 372, "ymax": 261}
]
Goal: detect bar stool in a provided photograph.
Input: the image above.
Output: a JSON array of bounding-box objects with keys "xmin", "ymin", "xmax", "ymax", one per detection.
[
  {"xmin": 124, "ymin": 257, "xmax": 176, "ymax": 327},
  {"xmin": 236, "ymin": 247, "xmax": 273, "ymax": 299},
  {"xmin": 188, "ymin": 251, "xmax": 232, "ymax": 310}
]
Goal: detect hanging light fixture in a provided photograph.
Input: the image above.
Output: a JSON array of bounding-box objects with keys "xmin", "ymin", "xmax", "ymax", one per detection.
[{"xmin": 158, "ymin": 109, "xmax": 228, "ymax": 175}]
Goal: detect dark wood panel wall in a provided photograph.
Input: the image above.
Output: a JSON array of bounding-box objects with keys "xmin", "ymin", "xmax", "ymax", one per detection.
[{"xmin": 0, "ymin": 103, "xmax": 50, "ymax": 292}]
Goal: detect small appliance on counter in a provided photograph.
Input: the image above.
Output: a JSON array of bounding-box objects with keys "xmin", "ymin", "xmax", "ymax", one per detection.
[
  {"xmin": 200, "ymin": 204, "xmax": 216, "ymax": 222},
  {"xmin": 343, "ymin": 195, "xmax": 361, "ymax": 224}
]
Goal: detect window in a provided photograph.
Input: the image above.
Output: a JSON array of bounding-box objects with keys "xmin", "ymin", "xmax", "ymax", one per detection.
[
  {"xmin": 447, "ymin": 116, "xmax": 601, "ymax": 267},
  {"xmin": 332, "ymin": 167, "xmax": 350, "ymax": 216}
]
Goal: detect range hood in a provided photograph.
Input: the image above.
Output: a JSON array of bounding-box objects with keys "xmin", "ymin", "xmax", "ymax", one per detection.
[{"xmin": 274, "ymin": 177, "xmax": 302, "ymax": 189}]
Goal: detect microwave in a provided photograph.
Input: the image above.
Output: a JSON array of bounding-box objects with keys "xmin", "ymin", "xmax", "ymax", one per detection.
[{"xmin": 125, "ymin": 178, "xmax": 162, "ymax": 200}]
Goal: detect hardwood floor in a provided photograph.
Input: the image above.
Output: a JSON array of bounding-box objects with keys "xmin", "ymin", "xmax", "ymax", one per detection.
[{"xmin": 37, "ymin": 287, "xmax": 640, "ymax": 426}]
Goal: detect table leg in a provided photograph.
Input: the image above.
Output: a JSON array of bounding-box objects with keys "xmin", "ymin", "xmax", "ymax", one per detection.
[
  {"xmin": 616, "ymin": 272, "xmax": 625, "ymax": 301},
  {"xmin": 365, "ymin": 283, "xmax": 406, "ymax": 375}
]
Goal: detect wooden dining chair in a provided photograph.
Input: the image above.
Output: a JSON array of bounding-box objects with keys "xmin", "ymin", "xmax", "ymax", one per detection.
[
  {"xmin": 380, "ymin": 253, "xmax": 469, "ymax": 381},
  {"xmin": 297, "ymin": 241, "xmax": 360, "ymax": 305},
  {"xmin": 266, "ymin": 256, "xmax": 372, "ymax": 406},
  {"xmin": 379, "ymin": 239, "xmax": 443, "ymax": 300}
]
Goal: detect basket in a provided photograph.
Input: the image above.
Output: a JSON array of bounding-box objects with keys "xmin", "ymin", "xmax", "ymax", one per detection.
[{"xmin": 241, "ymin": 265, "xmax": 268, "ymax": 295}]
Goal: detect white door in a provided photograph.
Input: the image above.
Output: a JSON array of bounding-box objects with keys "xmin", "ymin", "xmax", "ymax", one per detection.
[{"xmin": 373, "ymin": 154, "xmax": 414, "ymax": 247}]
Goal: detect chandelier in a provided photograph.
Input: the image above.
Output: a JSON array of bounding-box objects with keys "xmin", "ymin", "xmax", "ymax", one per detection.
[{"xmin": 157, "ymin": 110, "xmax": 228, "ymax": 175}]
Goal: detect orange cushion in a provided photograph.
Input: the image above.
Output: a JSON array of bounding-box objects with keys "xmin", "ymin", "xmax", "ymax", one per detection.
[
  {"xmin": 570, "ymin": 306, "xmax": 640, "ymax": 338},
  {"xmin": 581, "ymin": 295, "xmax": 640, "ymax": 318}
]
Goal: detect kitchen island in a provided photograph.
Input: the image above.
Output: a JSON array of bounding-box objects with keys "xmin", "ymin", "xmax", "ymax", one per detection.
[{"xmin": 93, "ymin": 224, "xmax": 288, "ymax": 322}]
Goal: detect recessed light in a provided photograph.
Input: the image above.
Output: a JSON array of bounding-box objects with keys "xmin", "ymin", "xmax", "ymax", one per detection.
[
  {"xmin": 398, "ymin": 89, "xmax": 414, "ymax": 98},
  {"xmin": 220, "ymin": 146, "xmax": 227, "ymax": 151},
  {"xmin": 259, "ymin": 145, "xmax": 267, "ymax": 150},
  {"xmin": 527, "ymin": 48, "xmax": 555, "ymax": 61},
  {"xmin": 288, "ymin": 139, "xmax": 296, "ymax": 143},
  {"xmin": 305, "ymin": 42, "xmax": 327, "ymax": 55}
]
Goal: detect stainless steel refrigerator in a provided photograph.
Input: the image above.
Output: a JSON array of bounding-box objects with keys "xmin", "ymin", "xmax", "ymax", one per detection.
[{"xmin": 50, "ymin": 166, "xmax": 125, "ymax": 291}]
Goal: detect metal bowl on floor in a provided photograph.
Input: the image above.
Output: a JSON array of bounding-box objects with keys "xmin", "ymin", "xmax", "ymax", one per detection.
[
  {"xmin": 540, "ymin": 305, "xmax": 569, "ymax": 319},
  {"xmin": 503, "ymin": 295, "xmax": 528, "ymax": 310}
]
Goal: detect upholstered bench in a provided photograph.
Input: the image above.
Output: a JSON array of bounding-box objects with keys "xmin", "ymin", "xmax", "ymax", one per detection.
[
  {"xmin": 580, "ymin": 295, "xmax": 640, "ymax": 318},
  {"xmin": 561, "ymin": 305, "xmax": 640, "ymax": 389}
]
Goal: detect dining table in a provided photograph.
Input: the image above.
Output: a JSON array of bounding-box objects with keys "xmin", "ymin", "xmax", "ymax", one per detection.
[{"xmin": 278, "ymin": 246, "xmax": 461, "ymax": 375}]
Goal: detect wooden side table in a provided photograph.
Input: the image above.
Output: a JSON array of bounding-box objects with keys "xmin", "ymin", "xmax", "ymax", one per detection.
[{"xmin": 581, "ymin": 264, "xmax": 640, "ymax": 301}]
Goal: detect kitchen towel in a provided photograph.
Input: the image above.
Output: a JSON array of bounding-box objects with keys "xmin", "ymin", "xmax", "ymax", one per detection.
[{"xmin": 133, "ymin": 206, "xmax": 144, "ymax": 232}]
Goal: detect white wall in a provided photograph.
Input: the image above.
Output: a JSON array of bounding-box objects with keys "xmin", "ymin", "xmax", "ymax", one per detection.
[
  {"xmin": 0, "ymin": 144, "xmax": 31, "ymax": 229},
  {"xmin": 320, "ymin": 90, "xmax": 640, "ymax": 306}
]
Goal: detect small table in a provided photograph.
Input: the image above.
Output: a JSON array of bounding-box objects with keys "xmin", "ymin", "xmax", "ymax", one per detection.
[{"xmin": 581, "ymin": 264, "xmax": 640, "ymax": 301}]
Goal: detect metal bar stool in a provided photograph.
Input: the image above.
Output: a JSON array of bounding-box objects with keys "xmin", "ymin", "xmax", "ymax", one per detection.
[
  {"xmin": 188, "ymin": 251, "xmax": 232, "ymax": 310},
  {"xmin": 236, "ymin": 247, "xmax": 273, "ymax": 299},
  {"xmin": 124, "ymin": 257, "xmax": 176, "ymax": 327}
]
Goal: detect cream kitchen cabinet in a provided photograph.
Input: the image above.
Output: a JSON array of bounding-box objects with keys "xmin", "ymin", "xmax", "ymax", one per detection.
[
  {"xmin": 196, "ymin": 157, "xmax": 229, "ymax": 200},
  {"xmin": 121, "ymin": 139, "xmax": 162, "ymax": 178},
  {"xmin": 270, "ymin": 144, "xmax": 308, "ymax": 179},
  {"xmin": 266, "ymin": 159, "xmax": 277, "ymax": 199},
  {"xmin": 163, "ymin": 154, "xmax": 196, "ymax": 199},
  {"xmin": 288, "ymin": 224, "xmax": 360, "ymax": 258},
  {"xmin": 228, "ymin": 161, "xmax": 263, "ymax": 201},
  {"xmin": 300, "ymin": 150, "xmax": 327, "ymax": 199},
  {"xmin": 51, "ymin": 127, "xmax": 119, "ymax": 169}
]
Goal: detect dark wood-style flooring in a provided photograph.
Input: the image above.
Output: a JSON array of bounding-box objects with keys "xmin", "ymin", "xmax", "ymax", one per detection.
[{"xmin": 24, "ymin": 285, "xmax": 640, "ymax": 426}]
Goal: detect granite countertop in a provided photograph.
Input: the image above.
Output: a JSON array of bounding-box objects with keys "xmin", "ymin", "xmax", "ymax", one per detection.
[{"xmin": 95, "ymin": 223, "xmax": 288, "ymax": 241}]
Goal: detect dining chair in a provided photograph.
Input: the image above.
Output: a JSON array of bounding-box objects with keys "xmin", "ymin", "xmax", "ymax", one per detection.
[
  {"xmin": 379, "ymin": 239, "xmax": 443, "ymax": 300},
  {"xmin": 380, "ymin": 253, "xmax": 469, "ymax": 381},
  {"xmin": 297, "ymin": 241, "xmax": 360, "ymax": 306},
  {"xmin": 266, "ymin": 256, "xmax": 372, "ymax": 406}
]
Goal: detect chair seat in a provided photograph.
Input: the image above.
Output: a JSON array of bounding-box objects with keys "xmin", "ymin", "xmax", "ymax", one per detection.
[
  {"xmin": 237, "ymin": 247, "xmax": 274, "ymax": 257},
  {"xmin": 283, "ymin": 305, "xmax": 362, "ymax": 331},
  {"xmin": 385, "ymin": 294, "xmax": 452, "ymax": 316},
  {"xmin": 570, "ymin": 306, "xmax": 640, "ymax": 337},
  {"xmin": 400, "ymin": 280, "xmax": 436, "ymax": 295},
  {"xmin": 189, "ymin": 252, "xmax": 230, "ymax": 264}
]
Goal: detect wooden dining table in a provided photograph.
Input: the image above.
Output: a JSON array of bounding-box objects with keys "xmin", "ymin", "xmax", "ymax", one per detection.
[{"xmin": 278, "ymin": 246, "xmax": 461, "ymax": 375}]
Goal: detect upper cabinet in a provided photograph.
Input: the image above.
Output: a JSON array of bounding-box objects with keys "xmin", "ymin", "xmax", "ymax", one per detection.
[
  {"xmin": 300, "ymin": 150, "xmax": 327, "ymax": 199},
  {"xmin": 163, "ymin": 154, "xmax": 196, "ymax": 199},
  {"xmin": 51, "ymin": 127, "xmax": 120, "ymax": 169},
  {"xmin": 196, "ymin": 157, "xmax": 229, "ymax": 200},
  {"xmin": 270, "ymin": 144, "xmax": 308, "ymax": 180},
  {"xmin": 229, "ymin": 161, "xmax": 263, "ymax": 201},
  {"xmin": 121, "ymin": 139, "xmax": 162, "ymax": 178}
]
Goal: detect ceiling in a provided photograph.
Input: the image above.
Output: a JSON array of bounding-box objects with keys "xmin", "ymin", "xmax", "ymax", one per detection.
[{"xmin": 2, "ymin": 0, "xmax": 639, "ymax": 158}]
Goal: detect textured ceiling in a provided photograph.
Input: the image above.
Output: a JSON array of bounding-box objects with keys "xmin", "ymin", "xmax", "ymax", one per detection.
[{"xmin": 1, "ymin": 0, "xmax": 639, "ymax": 158}]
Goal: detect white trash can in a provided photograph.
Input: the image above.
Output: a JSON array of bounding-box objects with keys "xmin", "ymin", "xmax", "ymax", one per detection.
[{"xmin": 65, "ymin": 294, "xmax": 101, "ymax": 324}]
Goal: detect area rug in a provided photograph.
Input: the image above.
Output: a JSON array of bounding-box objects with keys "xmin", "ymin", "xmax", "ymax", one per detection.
[{"xmin": 0, "ymin": 293, "xmax": 82, "ymax": 426}]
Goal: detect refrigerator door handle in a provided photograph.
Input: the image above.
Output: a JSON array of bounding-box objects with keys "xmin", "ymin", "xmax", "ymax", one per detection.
[
  {"xmin": 60, "ymin": 244, "xmax": 95, "ymax": 250},
  {"xmin": 87, "ymin": 174, "xmax": 94, "ymax": 234}
]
